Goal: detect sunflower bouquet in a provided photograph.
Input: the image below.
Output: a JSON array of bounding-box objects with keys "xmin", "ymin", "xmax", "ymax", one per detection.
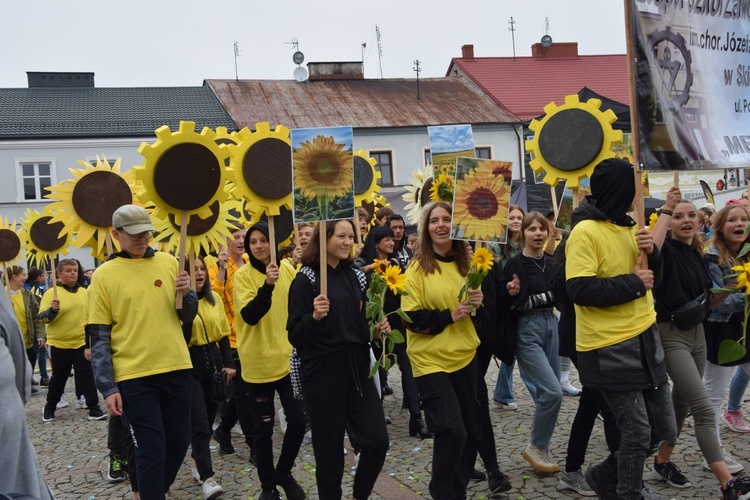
[
  {"xmin": 365, "ymin": 259, "xmax": 411, "ymax": 377},
  {"xmin": 712, "ymin": 258, "xmax": 750, "ymax": 364},
  {"xmin": 458, "ymin": 247, "xmax": 494, "ymax": 315}
]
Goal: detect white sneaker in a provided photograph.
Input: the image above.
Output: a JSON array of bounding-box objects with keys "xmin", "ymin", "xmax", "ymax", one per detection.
[
  {"xmin": 57, "ymin": 394, "xmax": 69, "ymax": 409},
  {"xmin": 492, "ymin": 399, "xmax": 518, "ymax": 411},
  {"xmin": 277, "ymin": 407, "xmax": 288, "ymax": 435},
  {"xmin": 75, "ymin": 395, "xmax": 87, "ymax": 409},
  {"xmin": 201, "ymin": 476, "xmax": 224, "ymax": 499},
  {"xmin": 522, "ymin": 443, "xmax": 560, "ymax": 473},
  {"xmin": 191, "ymin": 467, "xmax": 203, "ymax": 485},
  {"xmin": 561, "ymin": 380, "xmax": 582, "ymax": 396},
  {"xmin": 703, "ymin": 447, "xmax": 745, "ymax": 474}
]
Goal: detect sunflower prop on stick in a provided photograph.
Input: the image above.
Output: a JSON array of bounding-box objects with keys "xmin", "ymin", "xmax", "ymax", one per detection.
[
  {"xmin": 291, "ymin": 126, "xmax": 355, "ymax": 295},
  {"xmin": 428, "ymin": 124, "xmax": 475, "ymax": 181},
  {"xmin": 353, "ymin": 150, "xmax": 383, "ymax": 244},
  {"xmin": 135, "ymin": 121, "xmax": 231, "ymax": 308},
  {"xmin": 230, "ymin": 123, "xmax": 294, "ymax": 264},
  {"xmin": 21, "ymin": 208, "xmax": 72, "ymax": 299},
  {"xmin": 0, "ymin": 217, "xmax": 23, "ymax": 297},
  {"xmin": 451, "ymin": 158, "xmax": 512, "ymax": 243}
]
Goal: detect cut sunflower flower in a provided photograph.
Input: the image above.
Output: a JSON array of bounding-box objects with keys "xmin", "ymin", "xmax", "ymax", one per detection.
[
  {"xmin": 429, "ymin": 173, "xmax": 454, "ymax": 203},
  {"xmin": 712, "ymin": 248, "xmax": 750, "ymax": 364},
  {"xmin": 365, "ymin": 263, "xmax": 410, "ymax": 377},
  {"xmin": 458, "ymin": 247, "xmax": 495, "ymax": 315}
]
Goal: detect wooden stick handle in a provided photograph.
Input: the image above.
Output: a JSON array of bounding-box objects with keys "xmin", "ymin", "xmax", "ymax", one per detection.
[
  {"xmin": 269, "ymin": 216, "xmax": 277, "ymax": 264},
  {"xmin": 51, "ymin": 255, "xmax": 58, "ymax": 300},
  {"xmin": 189, "ymin": 251, "xmax": 196, "ymax": 291},
  {"xmin": 673, "ymin": 171, "xmax": 680, "ymax": 188},
  {"xmin": 3, "ymin": 263, "xmax": 10, "ymax": 300},
  {"xmin": 105, "ymin": 231, "xmax": 114, "ymax": 258},
  {"xmin": 319, "ymin": 220, "xmax": 327, "ymax": 296},
  {"xmin": 293, "ymin": 223, "xmax": 300, "ymax": 248},
  {"xmin": 176, "ymin": 210, "xmax": 188, "ymax": 309}
]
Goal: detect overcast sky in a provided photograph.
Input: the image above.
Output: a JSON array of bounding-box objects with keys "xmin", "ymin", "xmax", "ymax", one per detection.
[{"xmin": 1, "ymin": 0, "xmax": 627, "ymax": 88}]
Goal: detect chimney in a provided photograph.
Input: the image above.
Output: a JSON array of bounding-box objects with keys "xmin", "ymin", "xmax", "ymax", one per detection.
[
  {"xmin": 531, "ymin": 42, "xmax": 579, "ymax": 59},
  {"xmin": 307, "ymin": 62, "xmax": 364, "ymax": 81},
  {"xmin": 461, "ymin": 44, "xmax": 475, "ymax": 60},
  {"xmin": 27, "ymin": 72, "xmax": 95, "ymax": 88}
]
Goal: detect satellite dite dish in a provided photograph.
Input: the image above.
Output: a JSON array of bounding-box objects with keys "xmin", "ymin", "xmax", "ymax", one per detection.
[
  {"xmin": 293, "ymin": 66, "xmax": 308, "ymax": 82},
  {"xmin": 541, "ymin": 34, "xmax": 553, "ymax": 47},
  {"xmin": 293, "ymin": 51, "xmax": 305, "ymax": 65}
]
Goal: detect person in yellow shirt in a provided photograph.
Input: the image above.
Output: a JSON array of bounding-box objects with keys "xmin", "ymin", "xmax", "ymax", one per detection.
[
  {"xmin": 401, "ymin": 201, "xmax": 483, "ymax": 500},
  {"xmin": 6, "ymin": 266, "xmax": 45, "ymax": 394},
  {"xmin": 235, "ymin": 221, "xmax": 305, "ymax": 500},
  {"xmin": 39, "ymin": 259, "xmax": 104, "ymax": 422},
  {"xmin": 89, "ymin": 205, "xmax": 197, "ymax": 500}
]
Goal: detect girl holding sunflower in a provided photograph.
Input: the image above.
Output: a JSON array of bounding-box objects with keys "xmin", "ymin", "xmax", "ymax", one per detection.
[
  {"xmin": 504, "ymin": 211, "xmax": 563, "ymax": 474},
  {"xmin": 401, "ymin": 201, "xmax": 484, "ymax": 500},
  {"xmin": 355, "ymin": 225, "xmax": 432, "ymax": 439},
  {"xmin": 287, "ymin": 219, "xmax": 390, "ymax": 500}
]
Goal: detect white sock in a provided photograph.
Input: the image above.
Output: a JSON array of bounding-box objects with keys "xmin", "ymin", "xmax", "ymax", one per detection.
[{"xmin": 560, "ymin": 370, "xmax": 570, "ymax": 384}]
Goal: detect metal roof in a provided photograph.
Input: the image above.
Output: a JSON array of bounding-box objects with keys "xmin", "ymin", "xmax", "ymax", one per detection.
[
  {"xmin": 0, "ymin": 86, "xmax": 237, "ymax": 139},
  {"xmin": 205, "ymin": 77, "xmax": 520, "ymax": 130}
]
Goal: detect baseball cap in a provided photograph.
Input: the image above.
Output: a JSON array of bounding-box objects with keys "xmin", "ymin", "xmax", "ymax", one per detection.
[
  {"xmin": 725, "ymin": 198, "xmax": 741, "ymax": 207},
  {"xmin": 112, "ymin": 205, "xmax": 156, "ymax": 235}
]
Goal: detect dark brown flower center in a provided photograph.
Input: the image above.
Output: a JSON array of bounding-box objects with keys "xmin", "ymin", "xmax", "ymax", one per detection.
[
  {"xmin": 309, "ymin": 154, "xmax": 341, "ymax": 183},
  {"xmin": 466, "ymin": 188, "xmax": 498, "ymax": 220}
]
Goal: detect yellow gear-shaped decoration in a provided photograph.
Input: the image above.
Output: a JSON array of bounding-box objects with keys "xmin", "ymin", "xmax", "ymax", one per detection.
[
  {"xmin": 0, "ymin": 217, "xmax": 23, "ymax": 265},
  {"xmin": 353, "ymin": 150, "xmax": 382, "ymax": 208},
  {"xmin": 229, "ymin": 122, "xmax": 293, "ymax": 218},
  {"xmin": 525, "ymin": 95, "xmax": 622, "ymax": 189},
  {"xmin": 135, "ymin": 121, "xmax": 231, "ymax": 223},
  {"xmin": 21, "ymin": 208, "xmax": 71, "ymax": 268},
  {"xmin": 153, "ymin": 198, "xmax": 241, "ymax": 256}
]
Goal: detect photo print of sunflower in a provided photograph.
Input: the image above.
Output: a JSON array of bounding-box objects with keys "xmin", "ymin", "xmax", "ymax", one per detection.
[
  {"xmin": 451, "ymin": 158, "xmax": 512, "ymax": 244},
  {"xmin": 427, "ymin": 124, "xmax": 475, "ymax": 180},
  {"xmin": 291, "ymin": 126, "xmax": 355, "ymax": 222}
]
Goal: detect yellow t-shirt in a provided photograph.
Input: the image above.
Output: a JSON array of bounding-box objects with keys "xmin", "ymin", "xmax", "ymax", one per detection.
[
  {"xmin": 188, "ymin": 291, "xmax": 231, "ymax": 347},
  {"xmin": 87, "ymin": 252, "xmax": 192, "ymax": 383},
  {"xmin": 402, "ymin": 260, "xmax": 480, "ymax": 377},
  {"xmin": 10, "ymin": 291, "xmax": 30, "ymax": 349},
  {"xmin": 234, "ymin": 259, "xmax": 296, "ymax": 384},
  {"xmin": 39, "ymin": 286, "xmax": 87, "ymax": 349},
  {"xmin": 566, "ymin": 219, "xmax": 656, "ymax": 352}
]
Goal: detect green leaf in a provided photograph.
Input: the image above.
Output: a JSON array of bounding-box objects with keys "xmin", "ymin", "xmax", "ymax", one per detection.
[
  {"xmin": 368, "ymin": 363, "xmax": 379, "ymax": 378},
  {"xmin": 369, "ymin": 323, "xmax": 378, "ymax": 341},
  {"xmin": 366, "ymin": 302, "xmax": 380, "ymax": 320},
  {"xmin": 386, "ymin": 336, "xmax": 395, "ymax": 353},
  {"xmin": 744, "ymin": 222, "xmax": 750, "ymax": 235},
  {"xmin": 710, "ymin": 287, "xmax": 739, "ymax": 294},
  {"xmin": 718, "ymin": 339, "xmax": 747, "ymax": 365},
  {"xmin": 396, "ymin": 308, "xmax": 412, "ymax": 322},
  {"xmin": 739, "ymin": 244, "xmax": 750, "ymax": 259},
  {"xmin": 383, "ymin": 357, "xmax": 392, "ymax": 371},
  {"xmin": 389, "ymin": 329, "xmax": 405, "ymax": 344}
]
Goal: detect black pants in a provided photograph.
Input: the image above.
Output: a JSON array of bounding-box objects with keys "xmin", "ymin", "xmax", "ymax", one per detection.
[
  {"xmin": 302, "ymin": 348, "xmax": 389, "ymax": 500},
  {"xmin": 217, "ymin": 349, "xmax": 254, "ymax": 450},
  {"xmin": 248, "ymin": 375, "xmax": 306, "ymax": 490},
  {"xmin": 26, "ymin": 346, "xmax": 37, "ymax": 372},
  {"xmin": 416, "ymin": 357, "xmax": 480, "ymax": 500},
  {"xmin": 475, "ymin": 343, "xmax": 497, "ymax": 471},
  {"xmin": 564, "ymin": 358, "xmax": 620, "ymax": 472},
  {"xmin": 189, "ymin": 347, "xmax": 220, "ymax": 481},
  {"xmin": 119, "ymin": 370, "xmax": 192, "ymax": 500},
  {"xmin": 108, "ymin": 414, "xmax": 138, "ymax": 491},
  {"xmin": 46, "ymin": 346, "xmax": 98, "ymax": 409}
]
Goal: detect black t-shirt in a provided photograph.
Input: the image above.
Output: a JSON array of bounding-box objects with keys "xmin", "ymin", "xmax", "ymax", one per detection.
[
  {"xmin": 503, "ymin": 253, "xmax": 554, "ymax": 310},
  {"xmin": 653, "ymin": 238, "xmax": 710, "ymax": 323}
]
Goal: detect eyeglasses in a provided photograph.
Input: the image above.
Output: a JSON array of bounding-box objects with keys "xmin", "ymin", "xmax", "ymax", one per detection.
[{"xmin": 117, "ymin": 230, "xmax": 152, "ymax": 241}]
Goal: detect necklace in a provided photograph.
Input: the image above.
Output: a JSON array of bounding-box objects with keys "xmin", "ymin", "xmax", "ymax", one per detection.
[{"xmin": 522, "ymin": 250, "xmax": 546, "ymax": 272}]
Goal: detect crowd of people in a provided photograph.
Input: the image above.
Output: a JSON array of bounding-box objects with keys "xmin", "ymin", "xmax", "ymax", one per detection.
[{"xmin": 4, "ymin": 158, "xmax": 750, "ymax": 499}]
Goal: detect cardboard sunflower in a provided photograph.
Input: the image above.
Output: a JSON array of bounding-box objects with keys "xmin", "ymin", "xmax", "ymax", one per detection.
[{"xmin": 21, "ymin": 208, "xmax": 71, "ymax": 268}]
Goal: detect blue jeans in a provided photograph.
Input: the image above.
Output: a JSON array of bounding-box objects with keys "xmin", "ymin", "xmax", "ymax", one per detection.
[
  {"xmin": 601, "ymin": 382, "xmax": 677, "ymax": 500},
  {"xmin": 514, "ymin": 309, "xmax": 562, "ymax": 449},
  {"xmin": 493, "ymin": 359, "xmax": 536, "ymax": 404},
  {"xmin": 727, "ymin": 365, "xmax": 750, "ymax": 412},
  {"xmin": 120, "ymin": 370, "xmax": 192, "ymax": 500}
]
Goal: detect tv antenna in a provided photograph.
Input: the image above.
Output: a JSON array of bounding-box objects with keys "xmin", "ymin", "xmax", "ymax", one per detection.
[
  {"xmin": 413, "ymin": 59, "xmax": 421, "ymax": 100},
  {"xmin": 287, "ymin": 38, "xmax": 307, "ymax": 82},
  {"xmin": 541, "ymin": 17, "xmax": 553, "ymax": 48},
  {"xmin": 508, "ymin": 17, "xmax": 517, "ymax": 60},
  {"xmin": 376, "ymin": 25, "xmax": 384, "ymax": 79},
  {"xmin": 233, "ymin": 41, "xmax": 241, "ymax": 81}
]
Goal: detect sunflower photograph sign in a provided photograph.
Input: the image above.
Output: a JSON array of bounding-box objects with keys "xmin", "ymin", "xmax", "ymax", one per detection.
[
  {"xmin": 450, "ymin": 158, "xmax": 512, "ymax": 244},
  {"xmin": 428, "ymin": 124, "xmax": 475, "ymax": 180},
  {"xmin": 291, "ymin": 126, "xmax": 355, "ymax": 222}
]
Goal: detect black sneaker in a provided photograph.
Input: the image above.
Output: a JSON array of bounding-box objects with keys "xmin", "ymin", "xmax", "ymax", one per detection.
[
  {"xmin": 585, "ymin": 464, "xmax": 618, "ymax": 500},
  {"xmin": 277, "ymin": 472, "xmax": 306, "ymax": 500},
  {"xmin": 212, "ymin": 427, "xmax": 235, "ymax": 455},
  {"xmin": 258, "ymin": 487, "xmax": 282, "ymax": 500},
  {"xmin": 470, "ymin": 468, "xmax": 486, "ymax": 482},
  {"xmin": 31, "ymin": 386, "xmax": 39, "ymax": 394},
  {"xmin": 31, "ymin": 377, "xmax": 39, "ymax": 386},
  {"xmin": 651, "ymin": 459, "xmax": 690, "ymax": 489},
  {"xmin": 88, "ymin": 406, "xmax": 107, "ymax": 421},
  {"xmin": 40, "ymin": 375, "xmax": 49, "ymax": 387},
  {"xmin": 107, "ymin": 455, "xmax": 127, "ymax": 483},
  {"xmin": 722, "ymin": 476, "xmax": 750, "ymax": 500},
  {"xmin": 487, "ymin": 467, "xmax": 512, "ymax": 494},
  {"xmin": 42, "ymin": 404, "xmax": 55, "ymax": 422}
]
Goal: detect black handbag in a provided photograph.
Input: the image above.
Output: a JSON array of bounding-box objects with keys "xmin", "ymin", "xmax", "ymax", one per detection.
[
  {"xmin": 669, "ymin": 291, "xmax": 708, "ymax": 330},
  {"xmin": 197, "ymin": 314, "xmax": 232, "ymax": 403}
]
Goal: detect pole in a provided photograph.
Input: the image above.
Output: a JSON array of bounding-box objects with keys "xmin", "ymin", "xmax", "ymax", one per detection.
[
  {"xmin": 319, "ymin": 220, "xmax": 328, "ymax": 296},
  {"xmin": 176, "ymin": 210, "xmax": 188, "ymax": 309}
]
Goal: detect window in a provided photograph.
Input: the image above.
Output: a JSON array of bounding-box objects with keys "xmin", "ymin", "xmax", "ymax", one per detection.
[
  {"xmin": 370, "ymin": 151, "xmax": 393, "ymax": 186},
  {"xmin": 425, "ymin": 147, "xmax": 491, "ymax": 164},
  {"xmin": 17, "ymin": 160, "xmax": 54, "ymax": 201}
]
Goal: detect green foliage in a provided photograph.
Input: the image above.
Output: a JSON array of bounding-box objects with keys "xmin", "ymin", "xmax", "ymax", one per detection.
[
  {"xmin": 366, "ymin": 271, "xmax": 407, "ymax": 378},
  {"xmin": 718, "ymin": 339, "xmax": 747, "ymax": 364}
]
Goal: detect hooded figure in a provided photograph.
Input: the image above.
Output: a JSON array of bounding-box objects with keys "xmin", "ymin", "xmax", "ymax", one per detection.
[{"xmin": 579, "ymin": 158, "xmax": 637, "ymax": 227}]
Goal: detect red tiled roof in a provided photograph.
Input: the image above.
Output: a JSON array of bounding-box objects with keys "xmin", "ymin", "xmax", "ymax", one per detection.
[{"xmin": 447, "ymin": 53, "xmax": 629, "ymax": 122}]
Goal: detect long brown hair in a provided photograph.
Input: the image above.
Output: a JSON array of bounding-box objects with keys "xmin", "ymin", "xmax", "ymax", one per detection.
[
  {"xmin": 502, "ymin": 204, "xmax": 526, "ymax": 261},
  {"xmin": 521, "ymin": 211, "xmax": 549, "ymax": 249},
  {"xmin": 301, "ymin": 219, "xmax": 356, "ymax": 268},
  {"xmin": 413, "ymin": 201, "xmax": 470, "ymax": 276},
  {"xmin": 709, "ymin": 204, "xmax": 750, "ymax": 266}
]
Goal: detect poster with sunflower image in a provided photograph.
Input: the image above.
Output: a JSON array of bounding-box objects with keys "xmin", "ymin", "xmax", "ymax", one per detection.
[
  {"xmin": 450, "ymin": 158, "xmax": 512, "ymax": 244},
  {"xmin": 291, "ymin": 126, "xmax": 355, "ymax": 222},
  {"xmin": 428, "ymin": 124, "xmax": 475, "ymax": 181}
]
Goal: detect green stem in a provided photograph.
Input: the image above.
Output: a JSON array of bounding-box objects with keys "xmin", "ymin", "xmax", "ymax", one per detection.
[{"xmin": 744, "ymin": 294, "xmax": 749, "ymax": 347}]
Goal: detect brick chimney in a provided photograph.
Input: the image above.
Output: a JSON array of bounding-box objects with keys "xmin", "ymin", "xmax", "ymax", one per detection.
[
  {"xmin": 461, "ymin": 44, "xmax": 475, "ymax": 60},
  {"xmin": 307, "ymin": 62, "xmax": 364, "ymax": 81},
  {"xmin": 531, "ymin": 42, "xmax": 579, "ymax": 59}
]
